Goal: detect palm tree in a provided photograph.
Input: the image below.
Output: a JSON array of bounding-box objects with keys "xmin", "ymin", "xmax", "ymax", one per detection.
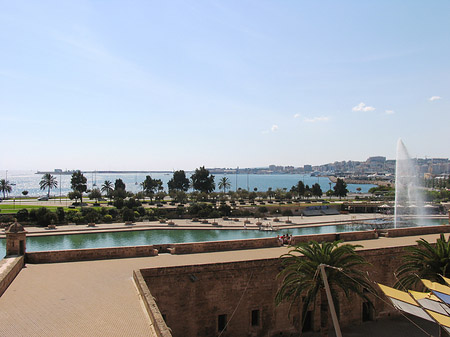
[
  {"xmin": 218, "ymin": 177, "xmax": 231, "ymax": 194},
  {"xmin": 101, "ymin": 180, "xmax": 114, "ymax": 200},
  {"xmin": 395, "ymin": 233, "xmax": 450, "ymax": 290},
  {"xmin": 0, "ymin": 179, "xmax": 12, "ymax": 199},
  {"xmin": 39, "ymin": 173, "xmax": 58, "ymax": 198},
  {"xmin": 275, "ymin": 240, "xmax": 374, "ymax": 337}
]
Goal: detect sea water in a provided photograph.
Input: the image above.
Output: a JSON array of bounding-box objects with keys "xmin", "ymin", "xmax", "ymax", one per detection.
[{"xmin": 1, "ymin": 170, "xmax": 375, "ymax": 197}]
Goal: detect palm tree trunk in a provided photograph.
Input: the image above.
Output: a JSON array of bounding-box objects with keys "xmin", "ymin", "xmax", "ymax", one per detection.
[{"xmin": 320, "ymin": 288, "xmax": 329, "ymax": 337}]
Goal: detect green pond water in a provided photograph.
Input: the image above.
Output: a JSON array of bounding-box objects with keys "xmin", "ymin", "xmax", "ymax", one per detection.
[{"xmin": 1, "ymin": 219, "xmax": 447, "ymax": 254}]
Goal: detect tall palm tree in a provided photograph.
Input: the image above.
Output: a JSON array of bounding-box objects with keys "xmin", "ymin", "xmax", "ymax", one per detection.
[
  {"xmin": 395, "ymin": 233, "xmax": 450, "ymax": 290},
  {"xmin": 275, "ymin": 240, "xmax": 374, "ymax": 337},
  {"xmin": 218, "ymin": 177, "xmax": 231, "ymax": 194},
  {"xmin": 0, "ymin": 179, "xmax": 12, "ymax": 199},
  {"xmin": 39, "ymin": 173, "xmax": 58, "ymax": 198},
  {"xmin": 101, "ymin": 180, "xmax": 114, "ymax": 200}
]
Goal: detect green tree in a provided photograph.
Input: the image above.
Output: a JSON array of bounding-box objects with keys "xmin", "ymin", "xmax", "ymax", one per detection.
[
  {"xmin": 89, "ymin": 188, "xmax": 102, "ymax": 204},
  {"xmin": 101, "ymin": 180, "xmax": 114, "ymax": 200},
  {"xmin": 0, "ymin": 179, "xmax": 12, "ymax": 199},
  {"xmin": 395, "ymin": 234, "xmax": 450, "ymax": 290},
  {"xmin": 22, "ymin": 190, "xmax": 29, "ymax": 197},
  {"xmin": 295, "ymin": 181, "xmax": 306, "ymax": 199},
  {"xmin": 218, "ymin": 177, "xmax": 231, "ymax": 194},
  {"xmin": 39, "ymin": 173, "xmax": 58, "ymax": 198},
  {"xmin": 168, "ymin": 170, "xmax": 190, "ymax": 192},
  {"xmin": 114, "ymin": 179, "xmax": 126, "ymax": 191},
  {"xmin": 275, "ymin": 240, "xmax": 374, "ymax": 337},
  {"xmin": 70, "ymin": 171, "xmax": 87, "ymax": 204},
  {"xmin": 142, "ymin": 175, "xmax": 161, "ymax": 202},
  {"xmin": 333, "ymin": 178, "xmax": 348, "ymax": 199},
  {"xmin": 267, "ymin": 187, "xmax": 274, "ymax": 201},
  {"xmin": 190, "ymin": 166, "xmax": 215, "ymax": 193},
  {"xmin": 312, "ymin": 183, "xmax": 323, "ymax": 199},
  {"xmin": 68, "ymin": 191, "xmax": 82, "ymax": 204}
]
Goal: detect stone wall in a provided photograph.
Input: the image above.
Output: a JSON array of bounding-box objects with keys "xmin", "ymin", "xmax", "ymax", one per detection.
[
  {"xmin": 169, "ymin": 237, "xmax": 279, "ymax": 254},
  {"xmin": 26, "ymin": 245, "xmax": 158, "ymax": 264},
  {"xmin": 140, "ymin": 246, "xmax": 407, "ymax": 337},
  {"xmin": 133, "ymin": 270, "xmax": 172, "ymax": 337},
  {"xmin": 386, "ymin": 224, "xmax": 450, "ymax": 237},
  {"xmin": 0, "ymin": 256, "xmax": 24, "ymax": 296}
]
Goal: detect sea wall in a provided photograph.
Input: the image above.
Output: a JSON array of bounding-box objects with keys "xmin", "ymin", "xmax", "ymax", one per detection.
[
  {"xmin": 0, "ymin": 256, "xmax": 24, "ymax": 296},
  {"xmin": 26, "ymin": 245, "xmax": 158, "ymax": 264},
  {"xmin": 140, "ymin": 246, "xmax": 406, "ymax": 337}
]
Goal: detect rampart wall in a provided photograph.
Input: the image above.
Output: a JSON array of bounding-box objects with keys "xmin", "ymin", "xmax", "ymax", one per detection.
[
  {"xmin": 140, "ymin": 246, "xmax": 406, "ymax": 337},
  {"xmin": 0, "ymin": 256, "xmax": 24, "ymax": 296},
  {"xmin": 26, "ymin": 245, "xmax": 158, "ymax": 264}
]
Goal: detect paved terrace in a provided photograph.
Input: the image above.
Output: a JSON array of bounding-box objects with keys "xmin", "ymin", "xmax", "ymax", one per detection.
[{"xmin": 0, "ymin": 232, "xmax": 449, "ymax": 336}]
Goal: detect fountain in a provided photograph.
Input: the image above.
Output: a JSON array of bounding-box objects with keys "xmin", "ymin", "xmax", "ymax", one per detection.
[{"xmin": 394, "ymin": 139, "xmax": 425, "ymax": 228}]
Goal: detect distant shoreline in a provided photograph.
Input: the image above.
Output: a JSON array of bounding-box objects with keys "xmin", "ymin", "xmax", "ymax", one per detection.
[
  {"xmin": 35, "ymin": 170, "xmax": 173, "ymax": 175},
  {"xmin": 327, "ymin": 176, "xmax": 391, "ymax": 186}
]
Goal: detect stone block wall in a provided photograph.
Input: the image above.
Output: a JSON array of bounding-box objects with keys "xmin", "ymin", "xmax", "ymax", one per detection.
[
  {"xmin": 170, "ymin": 237, "xmax": 279, "ymax": 254},
  {"xmin": 0, "ymin": 256, "xmax": 24, "ymax": 296},
  {"xmin": 386, "ymin": 225, "xmax": 450, "ymax": 237},
  {"xmin": 133, "ymin": 270, "xmax": 172, "ymax": 337},
  {"xmin": 140, "ymin": 245, "xmax": 408, "ymax": 337},
  {"xmin": 26, "ymin": 245, "xmax": 158, "ymax": 263}
]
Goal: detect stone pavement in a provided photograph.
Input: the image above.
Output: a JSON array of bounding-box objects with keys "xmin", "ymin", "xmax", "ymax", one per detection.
[{"xmin": 0, "ymin": 232, "xmax": 448, "ymax": 336}]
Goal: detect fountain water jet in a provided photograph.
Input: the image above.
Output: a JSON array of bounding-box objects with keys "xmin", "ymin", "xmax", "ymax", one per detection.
[{"xmin": 394, "ymin": 139, "xmax": 424, "ymax": 228}]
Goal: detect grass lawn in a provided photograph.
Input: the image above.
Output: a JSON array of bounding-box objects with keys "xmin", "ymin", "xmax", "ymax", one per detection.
[{"xmin": 0, "ymin": 204, "xmax": 71, "ymax": 214}]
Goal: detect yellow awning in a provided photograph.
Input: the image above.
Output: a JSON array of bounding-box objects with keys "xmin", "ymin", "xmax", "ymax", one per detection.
[
  {"xmin": 409, "ymin": 290, "xmax": 441, "ymax": 302},
  {"xmin": 422, "ymin": 279, "xmax": 450, "ymax": 295},
  {"xmin": 378, "ymin": 283, "xmax": 416, "ymax": 305},
  {"xmin": 426, "ymin": 310, "xmax": 450, "ymax": 328}
]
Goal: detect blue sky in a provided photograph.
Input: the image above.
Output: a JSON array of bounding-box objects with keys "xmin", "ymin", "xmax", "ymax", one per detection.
[{"xmin": 1, "ymin": 1, "xmax": 449, "ymax": 171}]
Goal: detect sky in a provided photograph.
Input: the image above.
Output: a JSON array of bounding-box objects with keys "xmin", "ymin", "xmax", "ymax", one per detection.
[{"xmin": 1, "ymin": 1, "xmax": 449, "ymax": 171}]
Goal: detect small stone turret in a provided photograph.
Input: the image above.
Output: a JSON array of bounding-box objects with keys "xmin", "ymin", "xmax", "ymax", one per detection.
[{"xmin": 5, "ymin": 220, "xmax": 27, "ymax": 256}]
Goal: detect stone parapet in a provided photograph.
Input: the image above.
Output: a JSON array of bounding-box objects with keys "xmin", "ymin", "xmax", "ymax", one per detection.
[
  {"xmin": 386, "ymin": 224, "xmax": 450, "ymax": 237},
  {"xmin": 26, "ymin": 245, "xmax": 158, "ymax": 264},
  {"xmin": 133, "ymin": 270, "xmax": 172, "ymax": 337},
  {"xmin": 0, "ymin": 256, "xmax": 24, "ymax": 297}
]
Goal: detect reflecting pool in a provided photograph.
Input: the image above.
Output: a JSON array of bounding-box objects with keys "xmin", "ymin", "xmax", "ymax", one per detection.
[{"xmin": 1, "ymin": 218, "xmax": 447, "ymax": 254}]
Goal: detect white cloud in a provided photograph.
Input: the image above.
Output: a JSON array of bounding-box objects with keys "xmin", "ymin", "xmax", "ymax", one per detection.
[
  {"xmin": 304, "ymin": 116, "xmax": 329, "ymax": 123},
  {"xmin": 271, "ymin": 124, "xmax": 279, "ymax": 132},
  {"xmin": 385, "ymin": 110, "xmax": 395, "ymax": 115},
  {"xmin": 352, "ymin": 102, "xmax": 375, "ymax": 112},
  {"xmin": 293, "ymin": 113, "xmax": 300, "ymax": 118},
  {"xmin": 429, "ymin": 96, "xmax": 442, "ymax": 101}
]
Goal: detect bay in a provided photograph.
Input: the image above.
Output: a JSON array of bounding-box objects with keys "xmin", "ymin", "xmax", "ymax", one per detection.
[{"xmin": 1, "ymin": 170, "xmax": 376, "ymax": 197}]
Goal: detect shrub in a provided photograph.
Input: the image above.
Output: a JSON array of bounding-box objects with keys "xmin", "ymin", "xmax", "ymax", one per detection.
[
  {"xmin": 122, "ymin": 207, "xmax": 134, "ymax": 222},
  {"xmin": 84, "ymin": 208, "xmax": 100, "ymax": 223},
  {"xmin": 108, "ymin": 208, "xmax": 119, "ymax": 219},
  {"xmin": 137, "ymin": 206, "xmax": 146, "ymax": 216},
  {"xmin": 16, "ymin": 209, "xmax": 29, "ymax": 222},
  {"xmin": 33, "ymin": 207, "xmax": 57, "ymax": 227},
  {"xmin": 56, "ymin": 207, "xmax": 65, "ymax": 223},
  {"xmin": 113, "ymin": 198, "xmax": 124, "ymax": 209},
  {"xmin": 218, "ymin": 204, "xmax": 231, "ymax": 216},
  {"xmin": 125, "ymin": 197, "xmax": 141, "ymax": 209},
  {"xmin": 103, "ymin": 214, "xmax": 113, "ymax": 223}
]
